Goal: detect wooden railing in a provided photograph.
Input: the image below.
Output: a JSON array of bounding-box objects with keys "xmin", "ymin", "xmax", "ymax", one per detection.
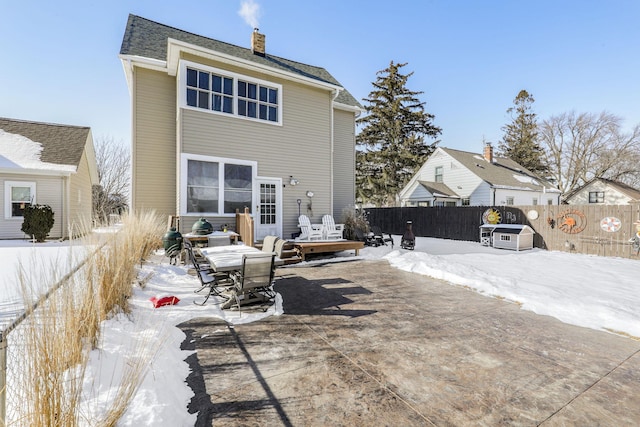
[{"xmin": 235, "ymin": 207, "xmax": 254, "ymax": 247}]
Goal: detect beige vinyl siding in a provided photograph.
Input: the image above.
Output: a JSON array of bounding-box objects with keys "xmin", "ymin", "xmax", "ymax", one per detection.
[
  {"xmin": 68, "ymin": 149, "xmax": 94, "ymax": 236},
  {"xmin": 181, "ymin": 79, "xmax": 334, "ymax": 238},
  {"xmin": 132, "ymin": 67, "xmax": 177, "ymax": 217},
  {"xmin": 332, "ymin": 109, "xmax": 356, "ymax": 220},
  {"xmin": 0, "ymin": 174, "xmax": 64, "ymax": 239}
]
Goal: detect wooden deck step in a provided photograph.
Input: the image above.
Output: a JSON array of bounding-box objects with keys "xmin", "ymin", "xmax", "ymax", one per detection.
[
  {"xmin": 293, "ymin": 240, "xmax": 364, "ymax": 261},
  {"xmin": 255, "ymin": 240, "xmax": 302, "ymax": 265}
]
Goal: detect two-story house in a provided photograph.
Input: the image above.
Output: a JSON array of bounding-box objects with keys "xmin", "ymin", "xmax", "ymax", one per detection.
[
  {"xmin": 563, "ymin": 178, "xmax": 640, "ymax": 205},
  {"xmin": 0, "ymin": 117, "xmax": 98, "ymax": 239},
  {"xmin": 399, "ymin": 144, "xmax": 560, "ymax": 207},
  {"xmin": 119, "ymin": 15, "xmax": 362, "ymax": 241}
]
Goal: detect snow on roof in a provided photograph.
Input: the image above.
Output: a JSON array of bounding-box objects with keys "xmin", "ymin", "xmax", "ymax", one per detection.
[
  {"xmin": 513, "ymin": 174, "xmax": 539, "ymax": 185},
  {"xmin": 0, "ymin": 129, "xmax": 76, "ymax": 173}
]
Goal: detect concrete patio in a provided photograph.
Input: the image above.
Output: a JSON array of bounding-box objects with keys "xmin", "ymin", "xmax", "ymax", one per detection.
[{"xmin": 179, "ymin": 259, "xmax": 640, "ymax": 426}]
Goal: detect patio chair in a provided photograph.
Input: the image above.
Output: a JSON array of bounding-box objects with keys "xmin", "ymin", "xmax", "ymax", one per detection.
[
  {"xmin": 225, "ymin": 253, "xmax": 277, "ymax": 314},
  {"xmin": 183, "ymin": 239, "xmax": 211, "ymax": 272},
  {"xmin": 371, "ymin": 226, "xmax": 394, "ymax": 248},
  {"xmin": 274, "ymin": 238, "xmax": 287, "ymax": 259},
  {"xmin": 322, "ymin": 215, "xmax": 345, "ymax": 240},
  {"xmin": 185, "ymin": 240, "xmax": 233, "ymax": 304},
  {"xmin": 354, "ymin": 227, "xmax": 377, "ymax": 247},
  {"xmin": 297, "ymin": 215, "xmax": 324, "ymax": 241},
  {"xmin": 261, "ymin": 235, "xmax": 279, "ymax": 253}
]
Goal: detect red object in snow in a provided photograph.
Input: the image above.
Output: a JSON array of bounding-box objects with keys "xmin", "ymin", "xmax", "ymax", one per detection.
[{"xmin": 150, "ymin": 296, "xmax": 180, "ymax": 308}]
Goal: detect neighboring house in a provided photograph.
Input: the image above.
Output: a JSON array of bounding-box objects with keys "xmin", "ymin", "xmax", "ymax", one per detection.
[
  {"xmin": 118, "ymin": 15, "xmax": 362, "ymax": 241},
  {"xmin": 563, "ymin": 178, "xmax": 640, "ymax": 205},
  {"xmin": 399, "ymin": 144, "xmax": 561, "ymax": 207},
  {"xmin": 0, "ymin": 118, "xmax": 98, "ymax": 239}
]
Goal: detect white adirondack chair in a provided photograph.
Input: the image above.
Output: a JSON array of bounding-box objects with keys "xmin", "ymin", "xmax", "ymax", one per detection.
[
  {"xmin": 322, "ymin": 215, "xmax": 345, "ymax": 240},
  {"xmin": 297, "ymin": 215, "xmax": 324, "ymax": 241}
]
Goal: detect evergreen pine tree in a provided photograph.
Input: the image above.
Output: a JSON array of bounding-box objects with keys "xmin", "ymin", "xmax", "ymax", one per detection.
[
  {"xmin": 356, "ymin": 61, "xmax": 441, "ymax": 206},
  {"xmin": 499, "ymin": 90, "xmax": 547, "ymax": 175}
]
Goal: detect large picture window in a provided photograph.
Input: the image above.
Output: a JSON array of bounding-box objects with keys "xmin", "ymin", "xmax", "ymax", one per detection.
[
  {"xmin": 5, "ymin": 181, "xmax": 35, "ymax": 219},
  {"xmin": 182, "ymin": 61, "xmax": 281, "ymax": 125},
  {"xmin": 182, "ymin": 155, "xmax": 255, "ymax": 216}
]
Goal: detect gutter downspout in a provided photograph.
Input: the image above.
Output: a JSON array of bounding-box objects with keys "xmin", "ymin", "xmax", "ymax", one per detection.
[
  {"xmin": 330, "ymin": 88, "xmax": 341, "ymax": 216},
  {"xmin": 126, "ymin": 58, "xmax": 136, "ymax": 212},
  {"xmin": 65, "ymin": 176, "xmax": 70, "ymax": 239}
]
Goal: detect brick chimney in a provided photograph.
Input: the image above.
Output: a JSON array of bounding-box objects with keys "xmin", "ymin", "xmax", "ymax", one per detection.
[
  {"xmin": 483, "ymin": 143, "xmax": 494, "ymax": 163},
  {"xmin": 251, "ymin": 28, "xmax": 265, "ymax": 56}
]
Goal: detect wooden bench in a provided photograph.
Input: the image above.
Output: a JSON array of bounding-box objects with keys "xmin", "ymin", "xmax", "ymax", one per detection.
[{"xmin": 293, "ymin": 240, "xmax": 365, "ymax": 261}]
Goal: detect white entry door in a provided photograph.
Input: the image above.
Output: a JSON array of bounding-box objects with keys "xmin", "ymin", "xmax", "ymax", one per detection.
[{"xmin": 255, "ymin": 177, "xmax": 282, "ymax": 241}]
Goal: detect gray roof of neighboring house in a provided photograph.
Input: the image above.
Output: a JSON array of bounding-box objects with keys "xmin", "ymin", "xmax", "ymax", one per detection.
[
  {"xmin": 0, "ymin": 117, "xmax": 90, "ymax": 168},
  {"xmin": 120, "ymin": 14, "xmax": 361, "ymax": 108},
  {"xmin": 441, "ymin": 147, "xmax": 558, "ymax": 191},
  {"xmin": 417, "ymin": 181, "xmax": 459, "ymax": 198},
  {"xmin": 564, "ymin": 178, "xmax": 640, "ymax": 201}
]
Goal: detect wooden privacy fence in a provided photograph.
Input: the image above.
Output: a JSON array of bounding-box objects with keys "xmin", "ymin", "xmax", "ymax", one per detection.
[{"xmin": 365, "ymin": 204, "xmax": 640, "ymax": 259}]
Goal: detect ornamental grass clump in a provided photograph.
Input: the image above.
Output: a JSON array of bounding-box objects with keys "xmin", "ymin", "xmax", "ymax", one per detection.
[
  {"xmin": 341, "ymin": 206, "xmax": 371, "ymax": 240},
  {"xmin": 93, "ymin": 211, "xmax": 163, "ymax": 319},
  {"xmin": 14, "ymin": 257, "xmax": 93, "ymax": 426},
  {"xmin": 8, "ymin": 210, "xmax": 166, "ymax": 426}
]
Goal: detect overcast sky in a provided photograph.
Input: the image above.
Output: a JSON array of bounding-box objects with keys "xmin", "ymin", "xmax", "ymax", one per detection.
[{"xmin": 1, "ymin": 0, "xmax": 638, "ymax": 153}]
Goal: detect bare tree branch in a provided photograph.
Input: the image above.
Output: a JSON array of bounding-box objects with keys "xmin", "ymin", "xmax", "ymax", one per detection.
[
  {"xmin": 93, "ymin": 136, "xmax": 130, "ymax": 224},
  {"xmin": 540, "ymin": 112, "xmax": 640, "ymax": 194}
]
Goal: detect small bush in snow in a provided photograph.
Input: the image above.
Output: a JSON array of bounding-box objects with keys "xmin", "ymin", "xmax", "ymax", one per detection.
[{"xmin": 21, "ymin": 204, "xmax": 55, "ymax": 242}]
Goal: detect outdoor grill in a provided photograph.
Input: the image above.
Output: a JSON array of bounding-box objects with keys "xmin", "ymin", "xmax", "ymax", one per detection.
[
  {"xmin": 162, "ymin": 227, "xmax": 183, "ymax": 264},
  {"xmin": 401, "ymin": 220, "xmax": 415, "ymax": 250},
  {"xmin": 191, "ymin": 217, "xmax": 214, "ymax": 235}
]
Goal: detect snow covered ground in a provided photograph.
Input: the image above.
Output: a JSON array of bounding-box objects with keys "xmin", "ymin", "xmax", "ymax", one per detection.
[{"xmin": 1, "ymin": 235, "xmax": 639, "ymax": 425}]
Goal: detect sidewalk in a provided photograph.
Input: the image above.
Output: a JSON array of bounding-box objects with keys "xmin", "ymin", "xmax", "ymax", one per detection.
[{"xmin": 179, "ymin": 259, "xmax": 640, "ymax": 426}]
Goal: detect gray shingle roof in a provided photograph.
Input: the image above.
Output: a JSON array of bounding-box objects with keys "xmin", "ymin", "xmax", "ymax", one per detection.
[
  {"xmin": 441, "ymin": 147, "xmax": 557, "ymax": 191},
  {"xmin": 417, "ymin": 181, "xmax": 459, "ymax": 198},
  {"xmin": 0, "ymin": 117, "xmax": 90, "ymax": 168},
  {"xmin": 120, "ymin": 14, "xmax": 361, "ymax": 108}
]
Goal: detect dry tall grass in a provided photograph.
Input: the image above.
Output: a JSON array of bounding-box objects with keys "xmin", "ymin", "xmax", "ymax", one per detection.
[
  {"xmin": 8, "ymin": 210, "xmax": 166, "ymax": 427},
  {"xmin": 15, "ymin": 272, "xmax": 90, "ymax": 426}
]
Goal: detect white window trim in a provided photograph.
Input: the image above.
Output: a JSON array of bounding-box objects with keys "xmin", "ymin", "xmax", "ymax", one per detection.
[
  {"xmin": 179, "ymin": 59, "xmax": 283, "ymax": 126},
  {"xmin": 180, "ymin": 153, "xmax": 258, "ymax": 217},
  {"xmin": 434, "ymin": 166, "xmax": 443, "ymax": 183},
  {"xmin": 5, "ymin": 181, "xmax": 36, "ymax": 220}
]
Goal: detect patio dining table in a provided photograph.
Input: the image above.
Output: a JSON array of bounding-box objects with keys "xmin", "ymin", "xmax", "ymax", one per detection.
[{"xmin": 199, "ymin": 245, "xmax": 282, "ymax": 273}]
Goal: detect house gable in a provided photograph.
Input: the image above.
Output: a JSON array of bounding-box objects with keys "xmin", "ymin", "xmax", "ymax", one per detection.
[
  {"xmin": 120, "ymin": 15, "xmax": 361, "ymax": 239},
  {"xmin": 119, "ymin": 14, "xmax": 361, "ymax": 110},
  {"xmin": 0, "ymin": 117, "xmax": 97, "ymax": 239},
  {"xmin": 564, "ymin": 178, "xmax": 640, "ymax": 205},
  {"xmin": 400, "ymin": 146, "xmax": 560, "ymax": 206}
]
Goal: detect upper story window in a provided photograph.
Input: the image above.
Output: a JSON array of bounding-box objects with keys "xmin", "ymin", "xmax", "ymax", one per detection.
[
  {"xmin": 237, "ymin": 80, "xmax": 279, "ymax": 121},
  {"xmin": 589, "ymin": 191, "xmax": 604, "ymax": 203},
  {"xmin": 461, "ymin": 198, "xmax": 470, "ymax": 206},
  {"xmin": 506, "ymin": 196, "xmax": 514, "ymax": 205},
  {"xmin": 181, "ymin": 154, "xmax": 256, "ymax": 216},
  {"xmin": 5, "ymin": 181, "xmax": 35, "ymax": 219},
  {"xmin": 532, "ymin": 198, "xmax": 538, "ymax": 205},
  {"xmin": 181, "ymin": 60, "xmax": 282, "ymax": 125},
  {"xmin": 434, "ymin": 166, "xmax": 443, "ymax": 183}
]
